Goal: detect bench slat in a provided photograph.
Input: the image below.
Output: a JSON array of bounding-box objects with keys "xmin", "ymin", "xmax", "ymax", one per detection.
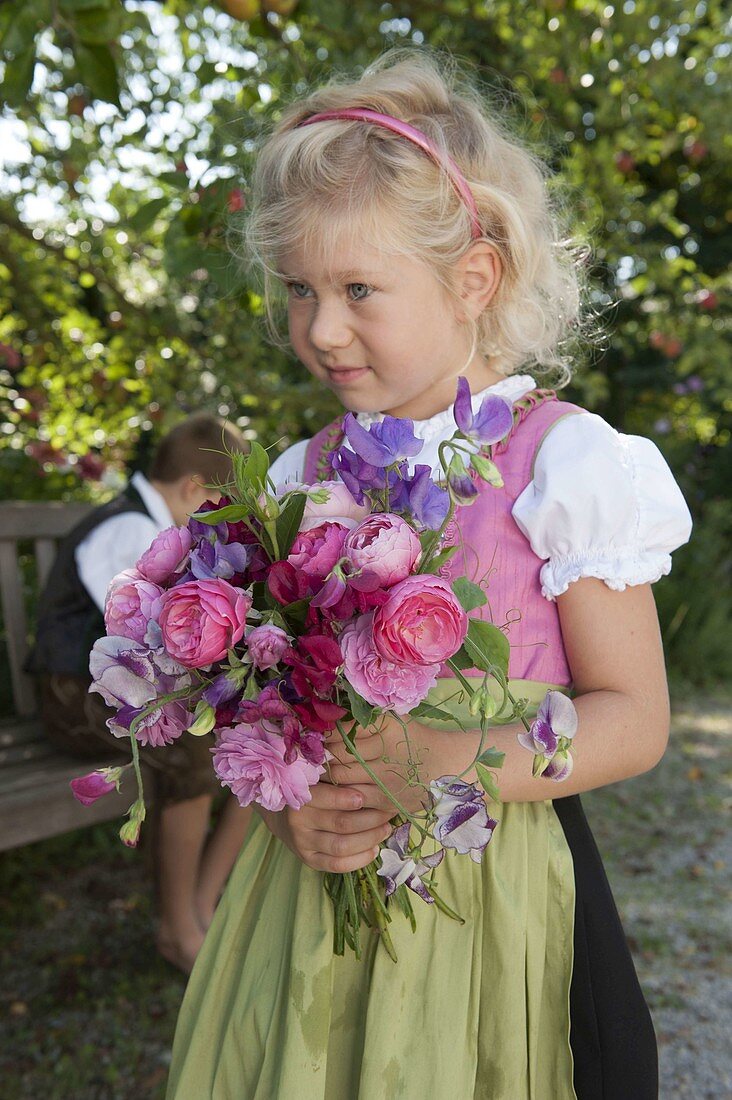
[
  {"xmin": 34, "ymin": 537, "xmax": 58, "ymax": 590},
  {"xmin": 0, "ymin": 500, "xmax": 93, "ymax": 540},
  {"xmin": 0, "ymin": 741, "xmax": 59, "ymax": 768},
  {"xmin": 0, "ymin": 541, "xmax": 36, "ymax": 716}
]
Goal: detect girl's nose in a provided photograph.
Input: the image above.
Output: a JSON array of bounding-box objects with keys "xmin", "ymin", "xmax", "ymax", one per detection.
[{"xmin": 308, "ymin": 298, "xmax": 353, "ymax": 351}]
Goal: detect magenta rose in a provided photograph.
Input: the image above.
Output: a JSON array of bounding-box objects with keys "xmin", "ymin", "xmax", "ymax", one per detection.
[
  {"xmin": 136, "ymin": 525, "xmax": 192, "ymax": 585},
  {"xmin": 158, "ymin": 578, "xmax": 250, "ymax": 667},
  {"xmin": 340, "ymin": 612, "xmax": 440, "ymax": 714},
  {"xmin": 300, "ymin": 481, "xmax": 369, "ymax": 532},
  {"xmin": 104, "ymin": 570, "xmax": 164, "ymax": 644},
  {"xmin": 372, "ymin": 575, "xmax": 468, "ymax": 666},
  {"xmin": 286, "ymin": 522, "xmax": 348, "ymax": 584},
  {"xmin": 343, "ymin": 513, "xmax": 421, "ymax": 588},
  {"xmin": 246, "ymin": 624, "xmax": 289, "ymax": 670},
  {"xmin": 213, "ymin": 720, "xmax": 325, "ymax": 811}
]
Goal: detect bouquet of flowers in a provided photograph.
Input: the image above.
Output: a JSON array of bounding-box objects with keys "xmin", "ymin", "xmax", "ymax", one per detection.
[{"xmin": 72, "ymin": 380, "xmax": 577, "ymax": 960}]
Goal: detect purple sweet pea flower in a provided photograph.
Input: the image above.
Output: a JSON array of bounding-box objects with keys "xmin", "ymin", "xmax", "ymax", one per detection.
[
  {"xmin": 342, "ymin": 413, "xmax": 424, "ymax": 467},
  {"xmin": 187, "ymin": 499, "xmax": 229, "ymax": 541},
  {"xmin": 203, "ymin": 672, "xmax": 243, "ymax": 707},
  {"xmin": 331, "ymin": 445, "xmax": 387, "ymax": 505},
  {"xmin": 190, "ymin": 538, "xmax": 249, "ymax": 581},
  {"xmin": 429, "ymin": 776, "xmax": 497, "ymax": 862},
  {"xmin": 517, "ymin": 690, "xmax": 578, "ymax": 759},
  {"xmin": 376, "ymin": 822, "xmax": 445, "ymax": 902},
  {"xmin": 453, "ymin": 377, "xmax": 513, "ymax": 445},
  {"xmin": 446, "ymin": 455, "xmax": 479, "ymax": 505},
  {"xmin": 391, "ymin": 464, "xmax": 451, "ymax": 529}
]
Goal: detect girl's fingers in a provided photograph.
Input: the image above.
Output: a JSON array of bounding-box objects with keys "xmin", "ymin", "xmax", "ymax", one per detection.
[
  {"xmin": 311, "ymin": 820, "xmax": 392, "ymax": 859},
  {"xmin": 347, "ymin": 782, "xmax": 405, "ymax": 814},
  {"xmin": 305, "ymin": 847, "xmax": 383, "ymax": 875},
  {"xmin": 317, "ymin": 806, "xmax": 394, "ymax": 834},
  {"xmin": 324, "ymin": 730, "xmax": 386, "ymax": 763},
  {"xmin": 307, "ymin": 782, "xmax": 364, "ymax": 811}
]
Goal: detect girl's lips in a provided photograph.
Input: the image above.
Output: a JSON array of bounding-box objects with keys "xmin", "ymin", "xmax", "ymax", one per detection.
[{"xmin": 326, "ymin": 366, "xmax": 370, "ymax": 384}]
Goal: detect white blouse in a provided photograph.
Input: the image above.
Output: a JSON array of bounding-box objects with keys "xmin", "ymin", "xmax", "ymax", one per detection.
[{"xmin": 269, "ymin": 374, "xmax": 692, "ymax": 601}]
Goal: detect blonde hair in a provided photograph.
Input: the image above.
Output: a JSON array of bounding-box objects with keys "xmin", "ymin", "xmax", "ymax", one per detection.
[{"xmin": 240, "ymin": 48, "xmax": 588, "ymax": 383}]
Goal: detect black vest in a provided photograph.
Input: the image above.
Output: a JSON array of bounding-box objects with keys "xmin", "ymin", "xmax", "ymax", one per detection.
[{"xmin": 27, "ymin": 485, "xmax": 153, "ymax": 677}]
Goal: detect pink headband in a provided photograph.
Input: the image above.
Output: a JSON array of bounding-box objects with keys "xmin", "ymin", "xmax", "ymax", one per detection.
[{"xmin": 296, "ymin": 108, "xmax": 482, "ymax": 240}]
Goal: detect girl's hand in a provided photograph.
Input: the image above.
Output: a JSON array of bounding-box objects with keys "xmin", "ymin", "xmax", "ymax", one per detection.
[
  {"xmin": 256, "ymin": 781, "xmax": 394, "ymax": 874},
  {"xmin": 323, "ymin": 716, "xmax": 429, "ymax": 816}
]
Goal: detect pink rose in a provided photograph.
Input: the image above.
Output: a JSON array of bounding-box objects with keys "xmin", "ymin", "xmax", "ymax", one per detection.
[
  {"xmin": 213, "ymin": 720, "xmax": 325, "ymax": 811},
  {"xmin": 372, "ymin": 575, "xmax": 468, "ymax": 666},
  {"xmin": 340, "ymin": 612, "xmax": 440, "ymax": 715},
  {"xmin": 286, "ymin": 522, "xmax": 348, "ymax": 584},
  {"xmin": 300, "ymin": 481, "xmax": 369, "ymax": 532},
  {"xmin": 158, "ymin": 578, "xmax": 250, "ymax": 667},
  {"xmin": 343, "ymin": 513, "xmax": 421, "ymax": 587},
  {"xmin": 104, "ymin": 570, "xmax": 164, "ymax": 644},
  {"xmin": 136, "ymin": 525, "xmax": 192, "ymax": 585},
  {"xmin": 246, "ymin": 624, "xmax": 289, "ymax": 670}
]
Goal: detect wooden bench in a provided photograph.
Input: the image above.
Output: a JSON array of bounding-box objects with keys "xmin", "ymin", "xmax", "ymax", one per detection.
[{"xmin": 0, "ymin": 500, "xmax": 138, "ymax": 851}]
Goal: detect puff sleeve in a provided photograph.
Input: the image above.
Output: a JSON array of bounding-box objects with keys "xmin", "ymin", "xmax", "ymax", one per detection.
[{"xmin": 511, "ymin": 412, "xmax": 693, "ymax": 601}]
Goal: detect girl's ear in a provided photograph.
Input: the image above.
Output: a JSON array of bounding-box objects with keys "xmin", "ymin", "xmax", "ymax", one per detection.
[{"xmin": 453, "ymin": 242, "xmax": 502, "ymax": 323}]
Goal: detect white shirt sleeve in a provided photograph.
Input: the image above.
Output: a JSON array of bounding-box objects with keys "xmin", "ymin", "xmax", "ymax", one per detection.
[
  {"xmin": 75, "ymin": 514, "xmax": 163, "ymax": 612},
  {"xmin": 269, "ymin": 439, "xmax": 309, "ymax": 489},
  {"xmin": 512, "ymin": 412, "xmax": 693, "ymax": 600}
]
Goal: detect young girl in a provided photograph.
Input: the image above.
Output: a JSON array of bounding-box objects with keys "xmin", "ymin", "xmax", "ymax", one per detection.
[{"xmin": 165, "ymin": 50, "xmax": 691, "ymax": 1099}]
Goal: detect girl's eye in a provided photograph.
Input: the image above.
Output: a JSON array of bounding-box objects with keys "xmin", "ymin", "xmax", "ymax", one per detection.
[
  {"xmin": 287, "ymin": 282, "xmax": 312, "ymax": 299},
  {"xmin": 348, "ymin": 283, "xmax": 372, "ymax": 301}
]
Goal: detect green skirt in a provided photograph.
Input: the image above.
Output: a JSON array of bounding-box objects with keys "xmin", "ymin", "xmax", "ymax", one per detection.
[{"xmin": 166, "ymin": 797, "xmax": 577, "ymax": 1099}]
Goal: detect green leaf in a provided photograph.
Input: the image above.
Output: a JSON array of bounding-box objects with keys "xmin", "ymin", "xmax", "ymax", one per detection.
[
  {"xmin": 0, "ymin": 2, "xmax": 51, "ymax": 55},
  {"xmin": 75, "ymin": 7, "xmax": 123, "ymax": 44},
  {"xmin": 128, "ymin": 197, "xmax": 171, "ymax": 234},
  {"xmin": 477, "ymin": 746, "xmax": 506, "ymax": 770},
  {"xmin": 75, "ymin": 41, "xmax": 120, "ymax": 105},
  {"xmin": 242, "ymin": 440, "xmax": 270, "ymax": 488},
  {"xmin": 475, "ymin": 762, "xmax": 500, "ymax": 802},
  {"xmin": 60, "ymin": 0, "xmax": 113, "ymax": 11},
  {"xmin": 0, "ymin": 45, "xmax": 36, "ymax": 108},
  {"xmin": 447, "ymin": 644, "xmax": 473, "ymax": 671},
  {"xmin": 157, "ymin": 170, "xmax": 192, "ymax": 190},
  {"xmin": 344, "ymin": 682, "xmax": 377, "ymax": 728},
  {"xmin": 452, "ymin": 577, "xmax": 487, "ymax": 611},
  {"xmin": 421, "ymin": 544, "xmax": 457, "ymax": 573},
  {"xmin": 409, "ymin": 700, "xmax": 463, "ymax": 721},
  {"xmin": 463, "ymin": 619, "xmax": 510, "ymax": 676},
  {"xmin": 275, "ymin": 492, "xmax": 307, "ymax": 559},
  {"xmin": 190, "ymin": 503, "xmax": 250, "ymax": 524}
]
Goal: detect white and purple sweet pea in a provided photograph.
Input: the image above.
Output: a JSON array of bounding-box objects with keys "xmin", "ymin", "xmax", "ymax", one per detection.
[
  {"xmin": 429, "ymin": 777, "xmax": 497, "ymax": 862},
  {"xmin": 518, "ymin": 691, "xmax": 578, "ymax": 758},
  {"xmin": 452, "ymin": 376, "xmax": 513, "ymax": 445},
  {"xmin": 89, "ymin": 636, "xmax": 191, "ymax": 711},
  {"xmin": 376, "ymin": 822, "xmax": 445, "ymax": 902}
]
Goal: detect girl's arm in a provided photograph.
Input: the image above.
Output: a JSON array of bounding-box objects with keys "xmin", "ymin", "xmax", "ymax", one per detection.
[{"xmin": 327, "ymin": 578, "xmax": 671, "ymax": 807}]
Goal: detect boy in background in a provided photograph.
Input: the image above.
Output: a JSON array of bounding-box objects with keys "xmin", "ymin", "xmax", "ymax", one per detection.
[{"xmin": 28, "ymin": 413, "xmax": 252, "ymax": 972}]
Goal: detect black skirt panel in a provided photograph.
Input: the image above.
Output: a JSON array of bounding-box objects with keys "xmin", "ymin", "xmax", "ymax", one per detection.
[{"xmin": 552, "ymin": 794, "xmax": 659, "ymax": 1100}]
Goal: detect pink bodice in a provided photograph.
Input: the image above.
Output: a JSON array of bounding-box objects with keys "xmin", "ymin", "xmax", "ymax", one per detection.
[{"xmin": 303, "ymin": 393, "xmax": 582, "ymax": 688}]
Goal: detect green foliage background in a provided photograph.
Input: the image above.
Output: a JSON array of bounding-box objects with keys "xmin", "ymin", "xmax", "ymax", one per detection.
[{"xmin": 0, "ymin": 0, "xmax": 729, "ymax": 681}]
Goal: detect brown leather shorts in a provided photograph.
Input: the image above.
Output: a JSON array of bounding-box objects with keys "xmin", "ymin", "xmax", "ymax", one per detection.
[{"xmin": 39, "ymin": 673, "xmax": 221, "ymax": 808}]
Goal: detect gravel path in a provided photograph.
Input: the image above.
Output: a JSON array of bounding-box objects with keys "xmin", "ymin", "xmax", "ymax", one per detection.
[{"xmin": 1, "ymin": 692, "xmax": 730, "ymax": 1098}]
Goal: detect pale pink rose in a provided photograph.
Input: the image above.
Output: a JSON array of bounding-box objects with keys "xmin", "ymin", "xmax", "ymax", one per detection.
[
  {"xmin": 246, "ymin": 624, "xmax": 289, "ymax": 670},
  {"xmin": 372, "ymin": 575, "xmax": 468, "ymax": 666},
  {"xmin": 286, "ymin": 522, "xmax": 348, "ymax": 583},
  {"xmin": 213, "ymin": 721, "xmax": 324, "ymax": 811},
  {"xmin": 344, "ymin": 513, "xmax": 421, "ymax": 587},
  {"xmin": 300, "ymin": 481, "xmax": 369, "ymax": 532},
  {"xmin": 136, "ymin": 525, "xmax": 192, "ymax": 585},
  {"xmin": 104, "ymin": 570, "xmax": 164, "ymax": 643},
  {"xmin": 158, "ymin": 578, "xmax": 250, "ymax": 667},
  {"xmin": 340, "ymin": 612, "xmax": 440, "ymax": 715}
]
